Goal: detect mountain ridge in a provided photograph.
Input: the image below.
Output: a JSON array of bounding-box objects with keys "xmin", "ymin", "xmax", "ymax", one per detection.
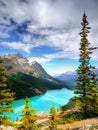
[
  {"xmin": 1, "ymin": 53, "xmax": 69, "ymax": 99},
  {"xmin": 56, "ymin": 69, "xmax": 98, "ymax": 88}
]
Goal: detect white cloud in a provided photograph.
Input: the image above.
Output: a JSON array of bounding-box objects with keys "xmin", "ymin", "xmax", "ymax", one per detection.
[
  {"xmin": 22, "ymin": 34, "xmax": 32, "ymax": 43},
  {"xmin": 28, "ymin": 57, "xmax": 51, "ymax": 64},
  {"xmin": 0, "ymin": 16, "xmax": 11, "ymax": 25},
  {"xmin": 0, "ymin": 0, "xmax": 98, "ymax": 61},
  {"xmin": 27, "ymin": 26, "xmax": 80, "ymax": 50},
  {"xmin": 0, "ymin": 20, "xmax": 15, "ymax": 39},
  {"xmin": 0, "ymin": 42, "xmax": 33, "ymax": 53},
  {"xmin": 32, "ymin": 0, "xmax": 68, "ymax": 27},
  {"xmin": 46, "ymin": 28, "xmax": 80, "ymax": 50},
  {"xmin": 45, "ymin": 50, "xmax": 79, "ymax": 60},
  {"xmin": 17, "ymin": 25, "xmax": 98, "ymax": 61},
  {"xmin": 0, "ymin": 32, "xmax": 10, "ymax": 38},
  {"xmin": 0, "ymin": 0, "xmax": 97, "ymax": 27},
  {"xmin": 0, "ymin": 0, "xmax": 29, "ymax": 24},
  {"xmin": 28, "ymin": 49, "xmax": 79, "ymax": 64}
]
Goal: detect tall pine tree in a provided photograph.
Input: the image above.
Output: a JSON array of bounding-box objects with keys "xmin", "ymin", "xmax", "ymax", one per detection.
[
  {"xmin": 0, "ymin": 57, "xmax": 15, "ymax": 124},
  {"xmin": 19, "ymin": 97, "xmax": 37, "ymax": 130},
  {"xmin": 49, "ymin": 104, "xmax": 57, "ymax": 130},
  {"xmin": 74, "ymin": 12, "xmax": 98, "ymax": 115}
]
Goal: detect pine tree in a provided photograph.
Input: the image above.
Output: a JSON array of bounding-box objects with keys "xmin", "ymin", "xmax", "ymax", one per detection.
[
  {"xmin": 49, "ymin": 104, "xmax": 57, "ymax": 130},
  {"xmin": 19, "ymin": 97, "xmax": 37, "ymax": 130},
  {"xmin": 0, "ymin": 57, "xmax": 15, "ymax": 124},
  {"xmin": 74, "ymin": 12, "xmax": 98, "ymax": 115}
]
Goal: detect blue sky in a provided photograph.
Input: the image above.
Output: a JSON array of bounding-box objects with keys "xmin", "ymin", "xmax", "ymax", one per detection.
[{"xmin": 0, "ymin": 0, "xmax": 98, "ymax": 75}]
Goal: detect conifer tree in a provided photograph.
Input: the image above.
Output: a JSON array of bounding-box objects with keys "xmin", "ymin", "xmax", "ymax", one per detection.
[
  {"xmin": 0, "ymin": 57, "xmax": 15, "ymax": 124},
  {"xmin": 19, "ymin": 97, "xmax": 37, "ymax": 130},
  {"xmin": 74, "ymin": 12, "xmax": 98, "ymax": 115},
  {"xmin": 49, "ymin": 104, "xmax": 57, "ymax": 130}
]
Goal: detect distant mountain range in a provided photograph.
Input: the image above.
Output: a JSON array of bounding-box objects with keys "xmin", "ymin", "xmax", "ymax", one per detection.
[
  {"xmin": 1, "ymin": 53, "xmax": 68, "ymax": 99},
  {"xmin": 56, "ymin": 69, "xmax": 98, "ymax": 89},
  {"xmin": 56, "ymin": 71, "xmax": 77, "ymax": 89}
]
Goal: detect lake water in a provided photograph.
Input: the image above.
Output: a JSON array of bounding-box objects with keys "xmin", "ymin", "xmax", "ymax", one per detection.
[{"xmin": 4, "ymin": 88, "xmax": 74, "ymax": 121}]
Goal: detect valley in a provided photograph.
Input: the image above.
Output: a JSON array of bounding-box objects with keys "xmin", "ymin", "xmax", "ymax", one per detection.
[{"xmin": 1, "ymin": 53, "xmax": 69, "ymax": 99}]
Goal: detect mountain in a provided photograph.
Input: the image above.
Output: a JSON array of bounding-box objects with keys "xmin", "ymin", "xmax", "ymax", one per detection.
[
  {"xmin": 2, "ymin": 53, "xmax": 47, "ymax": 77},
  {"xmin": 56, "ymin": 69, "xmax": 98, "ymax": 89},
  {"xmin": 1, "ymin": 53, "xmax": 67, "ymax": 99},
  {"xmin": 55, "ymin": 71, "xmax": 77, "ymax": 81},
  {"xmin": 56, "ymin": 71, "xmax": 77, "ymax": 89},
  {"xmin": 31, "ymin": 61, "xmax": 52, "ymax": 79}
]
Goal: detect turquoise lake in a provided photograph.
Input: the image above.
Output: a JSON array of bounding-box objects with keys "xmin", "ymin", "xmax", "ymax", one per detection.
[{"xmin": 5, "ymin": 88, "xmax": 74, "ymax": 121}]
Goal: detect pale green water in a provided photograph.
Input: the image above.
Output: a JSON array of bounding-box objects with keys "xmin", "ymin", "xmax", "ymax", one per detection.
[{"xmin": 4, "ymin": 88, "xmax": 74, "ymax": 121}]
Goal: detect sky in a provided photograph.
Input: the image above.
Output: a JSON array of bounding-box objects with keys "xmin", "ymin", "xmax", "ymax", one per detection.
[{"xmin": 0, "ymin": 0, "xmax": 98, "ymax": 76}]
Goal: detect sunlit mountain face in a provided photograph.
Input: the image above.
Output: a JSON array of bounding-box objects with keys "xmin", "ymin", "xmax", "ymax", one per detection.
[{"xmin": 0, "ymin": 0, "xmax": 98, "ymax": 76}]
